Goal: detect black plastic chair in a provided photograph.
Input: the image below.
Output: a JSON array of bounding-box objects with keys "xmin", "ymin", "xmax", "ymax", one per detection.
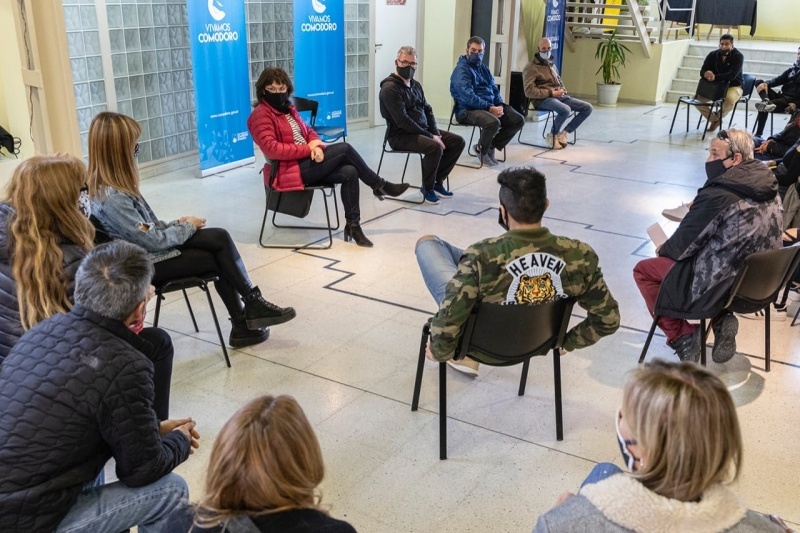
[
  {"xmin": 669, "ymin": 78, "xmax": 729, "ymax": 140},
  {"xmin": 639, "ymin": 245, "xmax": 800, "ymax": 372},
  {"xmin": 517, "ymin": 98, "xmax": 577, "ymax": 149},
  {"xmin": 153, "ymin": 276, "xmax": 231, "ymax": 368},
  {"xmin": 728, "ymin": 74, "xmax": 757, "ymax": 129},
  {"xmin": 292, "ymin": 96, "xmax": 346, "ymax": 143},
  {"xmin": 447, "ymin": 103, "xmax": 507, "ymax": 169},
  {"xmin": 258, "ymin": 163, "xmax": 341, "ymax": 250},
  {"xmin": 412, "ymin": 298, "xmax": 576, "ymax": 459}
]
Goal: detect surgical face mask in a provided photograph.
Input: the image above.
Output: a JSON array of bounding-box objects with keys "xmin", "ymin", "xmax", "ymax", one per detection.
[
  {"xmin": 538, "ymin": 50, "xmax": 552, "ymax": 61},
  {"xmin": 468, "ymin": 51, "xmax": 484, "ymax": 65},
  {"xmin": 705, "ymin": 155, "xmax": 731, "ymax": 180},
  {"xmin": 397, "ymin": 65, "xmax": 415, "ymax": 80},
  {"xmin": 498, "ymin": 205, "xmax": 509, "ymax": 231},
  {"xmin": 615, "ymin": 410, "xmax": 639, "ymax": 471},
  {"xmin": 78, "ymin": 186, "xmax": 91, "ymax": 219}
]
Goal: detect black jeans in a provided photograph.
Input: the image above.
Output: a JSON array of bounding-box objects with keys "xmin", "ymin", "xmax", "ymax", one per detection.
[
  {"xmin": 388, "ymin": 131, "xmax": 465, "ymax": 191},
  {"xmin": 298, "ymin": 142, "xmax": 382, "ymax": 223},
  {"xmin": 755, "ymin": 86, "xmax": 798, "ymax": 136},
  {"xmin": 458, "ymin": 104, "xmax": 525, "ymax": 154},
  {"xmin": 139, "ymin": 326, "xmax": 174, "ymax": 421},
  {"xmin": 152, "ymin": 227, "xmax": 252, "ymax": 319}
]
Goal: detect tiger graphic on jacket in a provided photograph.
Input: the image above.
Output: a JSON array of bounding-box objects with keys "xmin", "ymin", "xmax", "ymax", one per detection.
[{"xmin": 514, "ymin": 273, "xmax": 557, "ymax": 304}]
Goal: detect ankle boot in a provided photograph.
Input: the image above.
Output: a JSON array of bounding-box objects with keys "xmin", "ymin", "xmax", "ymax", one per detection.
[
  {"xmin": 229, "ymin": 316, "xmax": 270, "ymax": 348},
  {"xmin": 243, "ymin": 286, "xmax": 297, "ymax": 329},
  {"xmin": 373, "ymin": 180, "xmax": 410, "ymax": 199},
  {"xmin": 343, "ymin": 222, "xmax": 373, "ymax": 247}
]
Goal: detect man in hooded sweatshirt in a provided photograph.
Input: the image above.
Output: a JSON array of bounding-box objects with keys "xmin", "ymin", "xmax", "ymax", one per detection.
[
  {"xmin": 379, "ymin": 46, "xmax": 465, "ymax": 205},
  {"xmin": 633, "ymin": 129, "xmax": 782, "ymax": 364}
]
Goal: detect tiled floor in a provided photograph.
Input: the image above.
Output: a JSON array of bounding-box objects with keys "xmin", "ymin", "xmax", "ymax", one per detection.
[{"xmin": 139, "ymin": 101, "xmax": 799, "ymax": 531}]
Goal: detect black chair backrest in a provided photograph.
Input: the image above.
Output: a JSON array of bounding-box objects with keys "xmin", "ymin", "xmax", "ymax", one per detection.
[
  {"xmin": 725, "ymin": 245, "xmax": 800, "ymax": 312},
  {"xmin": 456, "ymin": 299, "xmax": 576, "ymax": 366},
  {"xmin": 292, "ymin": 96, "xmax": 318, "ymax": 127},
  {"xmin": 741, "ymin": 73, "xmax": 757, "ymax": 99},
  {"xmin": 696, "ymin": 78, "xmax": 728, "ymax": 102},
  {"xmin": 89, "ymin": 215, "xmax": 113, "ymax": 244}
]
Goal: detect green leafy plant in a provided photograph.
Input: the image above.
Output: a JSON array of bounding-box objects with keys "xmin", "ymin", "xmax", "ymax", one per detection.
[{"xmin": 595, "ymin": 30, "xmax": 632, "ymax": 85}]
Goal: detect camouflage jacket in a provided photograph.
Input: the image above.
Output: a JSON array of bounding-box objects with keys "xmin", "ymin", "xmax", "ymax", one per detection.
[
  {"xmin": 657, "ymin": 159, "xmax": 782, "ymax": 319},
  {"xmin": 430, "ymin": 227, "xmax": 620, "ymax": 362}
]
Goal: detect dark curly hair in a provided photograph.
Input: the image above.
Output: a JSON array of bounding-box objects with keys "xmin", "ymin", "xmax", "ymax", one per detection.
[{"xmin": 497, "ymin": 166, "xmax": 547, "ymax": 224}]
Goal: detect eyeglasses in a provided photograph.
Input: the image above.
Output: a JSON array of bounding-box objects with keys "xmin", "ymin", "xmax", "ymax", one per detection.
[
  {"xmin": 265, "ymin": 85, "xmax": 288, "ymax": 94},
  {"xmin": 397, "ymin": 60, "xmax": 418, "ymax": 68},
  {"xmin": 134, "ymin": 143, "xmax": 140, "ymax": 158}
]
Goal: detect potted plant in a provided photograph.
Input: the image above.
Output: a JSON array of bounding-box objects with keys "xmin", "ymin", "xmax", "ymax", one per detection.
[{"xmin": 595, "ymin": 30, "xmax": 631, "ymax": 106}]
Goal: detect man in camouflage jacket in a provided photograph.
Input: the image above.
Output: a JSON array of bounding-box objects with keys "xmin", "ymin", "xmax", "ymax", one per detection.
[
  {"xmin": 634, "ymin": 129, "xmax": 782, "ymax": 364},
  {"xmin": 415, "ymin": 166, "xmax": 620, "ymax": 375}
]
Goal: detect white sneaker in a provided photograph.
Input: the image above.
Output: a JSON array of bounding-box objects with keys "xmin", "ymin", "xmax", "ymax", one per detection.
[
  {"xmin": 736, "ymin": 308, "xmax": 786, "ymax": 322},
  {"xmin": 755, "ymin": 100, "xmax": 777, "ymax": 113},
  {"xmin": 662, "ymin": 203, "xmax": 689, "ymax": 222},
  {"xmin": 446, "ymin": 358, "xmax": 479, "ymax": 377},
  {"xmin": 787, "ymin": 286, "xmax": 800, "ymax": 302}
]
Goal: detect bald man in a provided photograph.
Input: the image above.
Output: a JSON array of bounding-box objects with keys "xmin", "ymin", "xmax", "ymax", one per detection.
[{"xmin": 522, "ymin": 38, "xmax": 593, "ymax": 149}]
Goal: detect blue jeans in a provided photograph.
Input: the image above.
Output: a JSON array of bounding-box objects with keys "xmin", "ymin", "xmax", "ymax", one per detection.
[
  {"xmin": 415, "ymin": 236, "xmax": 463, "ymax": 305},
  {"xmin": 536, "ymin": 96, "xmax": 593, "ymax": 135},
  {"xmin": 55, "ymin": 472, "xmax": 188, "ymax": 533},
  {"xmin": 579, "ymin": 462, "xmax": 623, "ymax": 489}
]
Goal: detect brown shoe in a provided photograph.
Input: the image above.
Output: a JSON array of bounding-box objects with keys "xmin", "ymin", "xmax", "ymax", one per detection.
[
  {"xmin": 556, "ymin": 131, "xmax": 569, "ymax": 148},
  {"xmin": 446, "ymin": 357, "xmax": 479, "ymax": 377}
]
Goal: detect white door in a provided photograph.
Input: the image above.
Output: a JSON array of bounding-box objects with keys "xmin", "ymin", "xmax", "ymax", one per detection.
[{"xmin": 373, "ymin": 0, "xmax": 418, "ymax": 126}]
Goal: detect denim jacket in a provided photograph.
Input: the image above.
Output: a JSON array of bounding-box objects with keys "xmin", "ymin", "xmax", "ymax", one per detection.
[{"xmin": 90, "ymin": 187, "xmax": 195, "ymax": 263}]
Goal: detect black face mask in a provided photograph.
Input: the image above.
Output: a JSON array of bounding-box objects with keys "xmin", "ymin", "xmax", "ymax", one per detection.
[
  {"xmin": 264, "ymin": 92, "xmax": 291, "ymax": 113},
  {"xmin": 397, "ymin": 65, "xmax": 416, "ymax": 80},
  {"xmin": 705, "ymin": 156, "xmax": 731, "ymax": 180},
  {"xmin": 498, "ymin": 205, "xmax": 509, "ymax": 231}
]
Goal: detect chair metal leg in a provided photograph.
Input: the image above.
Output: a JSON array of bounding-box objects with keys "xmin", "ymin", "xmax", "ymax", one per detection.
[
  {"xmin": 765, "ymin": 305, "xmax": 771, "ymax": 372},
  {"xmin": 153, "ymin": 292, "xmax": 164, "ymax": 328},
  {"xmin": 411, "ymin": 322, "xmax": 430, "ymax": 411},
  {"xmin": 200, "ymin": 282, "xmax": 231, "ymax": 368},
  {"xmin": 379, "ymin": 153, "xmax": 425, "ymax": 205},
  {"xmin": 700, "ymin": 318, "xmax": 707, "ymax": 366},
  {"xmin": 260, "ymin": 187, "xmax": 340, "ymax": 250},
  {"xmin": 553, "ymin": 347, "xmax": 563, "ymax": 441},
  {"xmin": 669, "ymin": 102, "xmax": 681, "ymax": 134},
  {"xmin": 639, "ymin": 317, "xmax": 659, "ymax": 364},
  {"xmin": 455, "ymin": 125, "xmax": 483, "ymax": 169},
  {"xmin": 439, "ymin": 361, "xmax": 447, "ymax": 460},
  {"xmin": 182, "ymin": 289, "xmax": 199, "ymax": 332},
  {"xmin": 518, "ymin": 358, "xmax": 530, "ymax": 396}
]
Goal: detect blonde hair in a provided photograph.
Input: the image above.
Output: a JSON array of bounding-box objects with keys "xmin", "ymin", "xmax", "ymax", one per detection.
[
  {"xmin": 6, "ymin": 154, "xmax": 95, "ymax": 329},
  {"xmin": 623, "ymin": 360, "xmax": 742, "ymax": 502},
  {"xmin": 196, "ymin": 395, "xmax": 326, "ymax": 526},
  {"xmin": 720, "ymin": 128, "xmax": 755, "ymax": 161},
  {"xmin": 87, "ymin": 111, "xmax": 142, "ymax": 199}
]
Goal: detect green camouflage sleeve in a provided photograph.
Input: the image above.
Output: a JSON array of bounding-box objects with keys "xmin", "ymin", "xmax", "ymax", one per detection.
[
  {"xmin": 429, "ymin": 247, "xmax": 481, "ymax": 361},
  {"xmin": 561, "ymin": 245, "xmax": 620, "ymax": 352}
]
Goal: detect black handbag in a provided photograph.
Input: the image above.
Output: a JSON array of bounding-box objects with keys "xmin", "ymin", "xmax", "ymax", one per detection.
[{"xmin": 264, "ymin": 163, "xmax": 314, "ymax": 219}]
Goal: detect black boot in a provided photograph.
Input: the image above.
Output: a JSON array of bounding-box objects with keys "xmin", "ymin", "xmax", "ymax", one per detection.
[
  {"xmin": 343, "ymin": 222, "xmax": 373, "ymax": 247},
  {"xmin": 373, "ymin": 180, "xmax": 411, "ymax": 199},
  {"xmin": 243, "ymin": 286, "xmax": 296, "ymax": 329},
  {"xmin": 229, "ymin": 316, "xmax": 270, "ymax": 348}
]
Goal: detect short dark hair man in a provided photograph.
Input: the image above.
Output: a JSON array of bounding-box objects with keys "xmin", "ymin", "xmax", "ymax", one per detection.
[
  {"xmin": 522, "ymin": 37, "xmax": 593, "ymax": 149},
  {"xmin": 0, "ymin": 241, "xmax": 198, "ymax": 532},
  {"xmin": 415, "ymin": 166, "xmax": 620, "ymax": 375},
  {"xmin": 633, "ymin": 129, "xmax": 782, "ymax": 363},
  {"xmin": 698, "ymin": 34, "xmax": 744, "ymax": 132},
  {"xmin": 380, "ymin": 45, "xmax": 466, "ymax": 205},
  {"xmin": 450, "ymin": 36, "xmax": 525, "ymax": 167},
  {"xmin": 753, "ymin": 46, "xmax": 800, "ymax": 137}
]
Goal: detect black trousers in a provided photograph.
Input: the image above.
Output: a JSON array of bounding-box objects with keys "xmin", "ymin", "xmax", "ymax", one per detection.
[
  {"xmin": 139, "ymin": 326, "xmax": 174, "ymax": 421},
  {"xmin": 298, "ymin": 142, "xmax": 382, "ymax": 223},
  {"xmin": 458, "ymin": 104, "xmax": 525, "ymax": 154},
  {"xmin": 387, "ymin": 130, "xmax": 466, "ymax": 191},
  {"xmin": 152, "ymin": 227, "xmax": 252, "ymax": 319},
  {"xmin": 755, "ymin": 87, "xmax": 799, "ymax": 136}
]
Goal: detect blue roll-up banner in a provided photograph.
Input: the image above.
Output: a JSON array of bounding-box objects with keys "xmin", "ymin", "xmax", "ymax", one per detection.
[
  {"xmin": 293, "ymin": 0, "xmax": 347, "ymax": 136},
  {"xmin": 187, "ymin": 0, "xmax": 254, "ymax": 176},
  {"xmin": 543, "ymin": 0, "xmax": 566, "ymax": 73}
]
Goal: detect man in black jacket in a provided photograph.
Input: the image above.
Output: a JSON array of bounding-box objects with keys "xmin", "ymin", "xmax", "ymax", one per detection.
[
  {"xmin": 754, "ymin": 47, "xmax": 800, "ymax": 137},
  {"xmin": 633, "ymin": 129, "xmax": 782, "ymax": 363},
  {"xmin": 379, "ymin": 45, "xmax": 465, "ymax": 205},
  {"xmin": 0, "ymin": 241, "xmax": 198, "ymax": 532},
  {"xmin": 698, "ymin": 34, "xmax": 744, "ymax": 133},
  {"xmin": 754, "ymin": 109, "xmax": 800, "ymax": 160}
]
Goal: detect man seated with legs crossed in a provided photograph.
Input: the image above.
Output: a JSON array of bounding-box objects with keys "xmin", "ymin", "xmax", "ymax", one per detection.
[
  {"xmin": 0, "ymin": 241, "xmax": 198, "ymax": 532},
  {"xmin": 450, "ymin": 36, "xmax": 524, "ymax": 167},
  {"xmin": 380, "ymin": 45, "xmax": 466, "ymax": 205},
  {"xmin": 753, "ymin": 46, "xmax": 800, "ymax": 137},
  {"xmin": 415, "ymin": 166, "xmax": 620, "ymax": 376},
  {"xmin": 633, "ymin": 129, "xmax": 782, "ymax": 363},
  {"xmin": 522, "ymin": 37, "xmax": 593, "ymax": 150}
]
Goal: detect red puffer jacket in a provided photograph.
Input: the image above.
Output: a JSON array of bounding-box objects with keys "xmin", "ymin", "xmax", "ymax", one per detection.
[{"xmin": 247, "ymin": 102, "xmax": 322, "ymax": 191}]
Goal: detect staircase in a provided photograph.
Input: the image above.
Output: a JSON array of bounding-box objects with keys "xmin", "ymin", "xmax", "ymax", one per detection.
[
  {"xmin": 665, "ymin": 43, "xmax": 798, "ymax": 102},
  {"xmin": 566, "ymin": 0, "xmax": 657, "ymax": 58}
]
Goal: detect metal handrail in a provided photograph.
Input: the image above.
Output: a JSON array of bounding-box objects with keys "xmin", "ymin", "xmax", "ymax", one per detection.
[{"xmin": 657, "ymin": 0, "xmax": 697, "ymax": 43}]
